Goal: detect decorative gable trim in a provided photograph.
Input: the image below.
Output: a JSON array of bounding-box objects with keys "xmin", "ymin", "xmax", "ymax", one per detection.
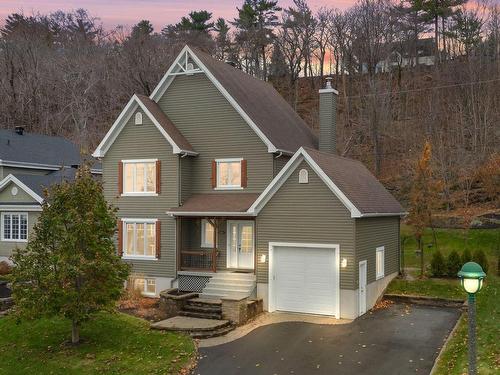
[
  {"xmin": 248, "ymin": 147, "xmax": 363, "ymax": 218},
  {"xmin": 92, "ymin": 95, "xmax": 197, "ymax": 158},
  {"xmin": 149, "ymin": 45, "xmax": 279, "ymax": 153},
  {"xmin": 0, "ymin": 174, "xmax": 44, "ymax": 204}
]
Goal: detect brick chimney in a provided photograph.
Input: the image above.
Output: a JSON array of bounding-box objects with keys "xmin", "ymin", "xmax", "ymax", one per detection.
[{"xmin": 318, "ymin": 77, "xmax": 338, "ymax": 154}]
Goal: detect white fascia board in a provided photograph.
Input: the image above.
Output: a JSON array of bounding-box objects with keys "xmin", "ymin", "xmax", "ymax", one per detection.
[
  {"xmin": 248, "ymin": 147, "xmax": 363, "ymax": 218},
  {"xmin": 149, "ymin": 45, "xmax": 280, "ymax": 154},
  {"xmin": 0, "ymin": 174, "xmax": 44, "ymax": 204},
  {"xmin": 0, "ymin": 159, "xmax": 61, "ymax": 171},
  {"xmin": 358, "ymin": 212, "xmax": 408, "ymax": 218},
  {"xmin": 92, "ymin": 95, "xmax": 196, "ymax": 158}
]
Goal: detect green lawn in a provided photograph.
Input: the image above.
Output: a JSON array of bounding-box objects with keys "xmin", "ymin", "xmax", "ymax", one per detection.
[
  {"xmin": 400, "ymin": 225, "xmax": 499, "ymax": 271},
  {"xmin": 0, "ymin": 312, "xmax": 195, "ymax": 375},
  {"xmin": 389, "ymin": 226, "xmax": 500, "ymax": 375}
]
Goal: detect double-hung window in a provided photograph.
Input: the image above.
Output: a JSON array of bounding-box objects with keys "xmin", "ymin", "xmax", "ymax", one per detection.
[
  {"xmin": 123, "ymin": 219, "xmax": 157, "ymax": 259},
  {"xmin": 1, "ymin": 212, "xmax": 28, "ymax": 242},
  {"xmin": 122, "ymin": 160, "xmax": 157, "ymax": 195},
  {"xmin": 201, "ymin": 219, "xmax": 215, "ymax": 248},
  {"xmin": 216, "ymin": 159, "xmax": 242, "ymax": 189},
  {"xmin": 376, "ymin": 246, "xmax": 385, "ymax": 280}
]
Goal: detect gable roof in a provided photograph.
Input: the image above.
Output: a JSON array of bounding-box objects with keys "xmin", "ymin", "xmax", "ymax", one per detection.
[
  {"xmin": 92, "ymin": 95, "xmax": 196, "ymax": 158},
  {"xmin": 0, "ymin": 129, "xmax": 81, "ymax": 168},
  {"xmin": 149, "ymin": 45, "xmax": 317, "ymax": 154},
  {"xmin": 249, "ymin": 147, "xmax": 405, "ymax": 218}
]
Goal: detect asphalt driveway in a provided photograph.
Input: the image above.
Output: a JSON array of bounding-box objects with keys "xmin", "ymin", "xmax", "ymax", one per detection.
[{"xmin": 194, "ymin": 303, "xmax": 461, "ymax": 375}]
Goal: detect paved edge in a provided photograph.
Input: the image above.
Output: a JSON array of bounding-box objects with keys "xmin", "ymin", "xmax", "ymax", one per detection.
[
  {"xmin": 197, "ymin": 312, "xmax": 352, "ymax": 348},
  {"xmin": 384, "ymin": 294, "xmax": 465, "ymax": 307},
  {"xmin": 429, "ymin": 309, "xmax": 464, "ymax": 375}
]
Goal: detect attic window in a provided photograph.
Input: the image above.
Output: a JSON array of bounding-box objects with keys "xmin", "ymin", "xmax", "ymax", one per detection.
[
  {"xmin": 299, "ymin": 169, "xmax": 309, "ymax": 184},
  {"xmin": 135, "ymin": 112, "xmax": 143, "ymax": 125}
]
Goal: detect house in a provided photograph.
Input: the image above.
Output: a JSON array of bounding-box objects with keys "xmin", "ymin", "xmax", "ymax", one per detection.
[
  {"xmin": 0, "ymin": 127, "xmax": 100, "ymax": 263},
  {"xmin": 93, "ymin": 45, "xmax": 405, "ymax": 319}
]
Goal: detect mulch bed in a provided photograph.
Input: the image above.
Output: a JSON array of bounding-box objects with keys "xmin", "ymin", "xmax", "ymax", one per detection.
[{"xmin": 118, "ymin": 297, "xmax": 169, "ymax": 322}]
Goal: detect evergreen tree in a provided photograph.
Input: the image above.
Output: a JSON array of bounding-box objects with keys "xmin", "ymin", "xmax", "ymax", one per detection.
[
  {"xmin": 430, "ymin": 250, "xmax": 446, "ymax": 277},
  {"xmin": 11, "ymin": 166, "xmax": 130, "ymax": 344},
  {"xmin": 446, "ymin": 250, "xmax": 462, "ymax": 277}
]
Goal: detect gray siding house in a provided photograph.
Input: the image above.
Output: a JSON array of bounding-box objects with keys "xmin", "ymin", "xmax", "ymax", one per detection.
[
  {"xmin": 94, "ymin": 45, "xmax": 405, "ymax": 319},
  {"xmin": 0, "ymin": 128, "xmax": 100, "ymax": 263}
]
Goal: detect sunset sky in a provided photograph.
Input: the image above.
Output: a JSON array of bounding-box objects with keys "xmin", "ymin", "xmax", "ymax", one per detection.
[{"xmin": 0, "ymin": 0, "xmax": 357, "ymax": 30}]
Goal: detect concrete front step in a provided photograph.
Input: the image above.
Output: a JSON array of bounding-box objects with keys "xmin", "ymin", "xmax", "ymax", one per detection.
[
  {"xmin": 179, "ymin": 310, "xmax": 222, "ymax": 320},
  {"xmin": 212, "ymin": 272, "xmax": 256, "ymax": 280},
  {"xmin": 151, "ymin": 316, "xmax": 230, "ymax": 332},
  {"xmin": 183, "ymin": 304, "xmax": 222, "ymax": 314},
  {"xmin": 200, "ymin": 291, "xmax": 250, "ymax": 300},
  {"xmin": 203, "ymin": 286, "xmax": 251, "ymax": 295},
  {"xmin": 190, "ymin": 324, "xmax": 236, "ymax": 339},
  {"xmin": 206, "ymin": 282, "xmax": 255, "ymax": 291}
]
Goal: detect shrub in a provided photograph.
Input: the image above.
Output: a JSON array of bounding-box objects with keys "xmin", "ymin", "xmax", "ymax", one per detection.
[
  {"xmin": 462, "ymin": 248, "xmax": 473, "ymax": 264},
  {"xmin": 430, "ymin": 250, "xmax": 446, "ymax": 277},
  {"xmin": 473, "ymin": 249, "xmax": 489, "ymax": 274},
  {"xmin": 0, "ymin": 261, "xmax": 12, "ymax": 275},
  {"xmin": 446, "ymin": 250, "xmax": 462, "ymax": 277}
]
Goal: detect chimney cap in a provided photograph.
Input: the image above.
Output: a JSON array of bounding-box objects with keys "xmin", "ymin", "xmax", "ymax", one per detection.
[
  {"xmin": 319, "ymin": 77, "xmax": 339, "ymax": 95},
  {"xmin": 325, "ymin": 77, "xmax": 333, "ymax": 89},
  {"xmin": 14, "ymin": 126, "xmax": 24, "ymax": 135}
]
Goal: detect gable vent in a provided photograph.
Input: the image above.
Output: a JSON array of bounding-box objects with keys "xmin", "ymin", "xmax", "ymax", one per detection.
[
  {"xmin": 135, "ymin": 112, "xmax": 143, "ymax": 125},
  {"xmin": 299, "ymin": 169, "xmax": 309, "ymax": 184}
]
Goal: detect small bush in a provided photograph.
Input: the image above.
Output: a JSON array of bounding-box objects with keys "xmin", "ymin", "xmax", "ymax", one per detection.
[
  {"xmin": 462, "ymin": 248, "xmax": 473, "ymax": 264},
  {"xmin": 473, "ymin": 249, "xmax": 489, "ymax": 274},
  {"xmin": 0, "ymin": 261, "xmax": 12, "ymax": 276},
  {"xmin": 446, "ymin": 250, "xmax": 462, "ymax": 277},
  {"xmin": 430, "ymin": 250, "xmax": 446, "ymax": 277}
]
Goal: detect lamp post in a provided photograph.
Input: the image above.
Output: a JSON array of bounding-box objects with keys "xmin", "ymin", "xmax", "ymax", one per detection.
[{"xmin": 458, "ymin": 261, "xmax": 486, "ymax": 375}]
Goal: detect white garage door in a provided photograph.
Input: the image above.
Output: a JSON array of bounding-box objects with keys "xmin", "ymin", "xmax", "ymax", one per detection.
[{"xmin": 273, "ymin": 245, "xmax": 337, "ymax": 316}]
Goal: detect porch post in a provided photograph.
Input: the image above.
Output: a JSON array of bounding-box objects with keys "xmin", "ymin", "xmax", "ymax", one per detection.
[
  {"xmin": 212, "ymin": 218, "xmax": 217, "ymax": 273},
  {"xmin": 176, "ymin": 216, "xmax": 182, "ymax": 271}
]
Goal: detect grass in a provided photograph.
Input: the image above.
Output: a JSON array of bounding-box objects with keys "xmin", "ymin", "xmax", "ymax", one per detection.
[
  {"xmin": 0, "ymin": 312, "xmax": 195, "ymax": 375},
  {"xmin": 389, "ymin": 226, "xmax": 500, "ymax": 374}
]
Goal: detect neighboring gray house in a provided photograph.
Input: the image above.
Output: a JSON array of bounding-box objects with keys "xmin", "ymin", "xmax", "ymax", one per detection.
[
  {"xmin": 0, "ymin": 127, "xmax": 100, "ymax": 263},
  {"xmin": 93, "ymin": 45, "xmax": 405, "ymax": 319}
]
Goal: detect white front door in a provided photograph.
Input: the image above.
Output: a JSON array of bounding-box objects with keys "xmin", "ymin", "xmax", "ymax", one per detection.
[
  {"xmin": 227, "ymin": 221, "xmax": 254, "ymax": 269},
  {"xmin": 359, "ymin": 260, "xmax": 367, "ymax": 316}
]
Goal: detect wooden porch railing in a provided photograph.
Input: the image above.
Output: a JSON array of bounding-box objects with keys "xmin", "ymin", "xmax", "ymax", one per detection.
[{"xmin": 180, "ymin": 249, "xmax": 218, "ymax": 273}]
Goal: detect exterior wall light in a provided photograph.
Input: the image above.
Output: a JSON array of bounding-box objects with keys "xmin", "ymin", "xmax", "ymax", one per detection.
[
  {"xmin": 341, "ymin": 258, "xmax": 348, "ymax": 268},
  {"xmin": 259, "ymin": 254, "xmax": 267, "ymax": 263},
  {"xmin": 458, "ymin": 261, "xmax": 486, "ymax": 375}
]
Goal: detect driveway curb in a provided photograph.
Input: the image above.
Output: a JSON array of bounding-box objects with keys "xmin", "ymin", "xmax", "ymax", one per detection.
[{"xmin": 384, "ymin": 294, "xmax": 465, "ymax": 308}]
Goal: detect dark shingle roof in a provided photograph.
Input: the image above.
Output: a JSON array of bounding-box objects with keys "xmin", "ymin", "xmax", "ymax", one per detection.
[
  {"xmin": 0, "ymin": 129, "xmax": 81, "ymax": 166},
  {"xmin": 14, "ymin": 168, "xmax": 77, "ymax": 198},
  {"xmin": 304, "ymin": 148, "xmax": 405, "ymax": 215},
  {"xmin": 135, "ymin": 95, "xmax": 195, "ymax": 153},
  {"xmin": 168, "ymin": 193, "xmax": 260, "ymax": 215},
  {"xmin": 192, "ymin": 47, "xmax": 318, "ymax": 153}
]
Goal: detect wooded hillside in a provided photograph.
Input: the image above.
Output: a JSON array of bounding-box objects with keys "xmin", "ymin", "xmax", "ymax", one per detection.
[{"xmin": 0, "ymin": 1, "xmax": 498, "ymax": 212}]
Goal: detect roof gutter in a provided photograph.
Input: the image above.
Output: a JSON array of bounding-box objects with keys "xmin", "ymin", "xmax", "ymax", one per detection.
[{"xmin": 357, "ymin": 212, "xmax": 408, "ymax": 218}]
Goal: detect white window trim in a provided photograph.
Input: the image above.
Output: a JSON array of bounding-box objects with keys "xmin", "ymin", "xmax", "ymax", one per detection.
[
  {"xmin": 215, "ymin": 158, "xmax": 243, "ymax": 190},
  {"xmin": 121, "ymin": 159, "xmax": 158, "ymax": 196},
  {"xmin": 376, "ymin": 246, "xmax": 385, "ymax": 280},
  {"xmin": 200, "ymin": 219, "xmax": 215, "ymax": 248},
  {"xmin": 131, "ymin": 277, "xmax": 156, "ymax": 297},
  {"xmin": 1, "ymin": 212, "xmax": 28, "ymax": 242},
  {"xmin": 122, "ymin": 218, "xmax": 158, "ymax": 260}
]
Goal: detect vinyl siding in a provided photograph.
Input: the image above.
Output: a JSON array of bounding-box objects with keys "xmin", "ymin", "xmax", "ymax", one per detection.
[
  {"xmin": 102, "ymin": 108, "xmax": 179, "ymax": 278},
  {"xmin": 273, "ymin": 155, "xmax": 290, "ymax": 177},
  {"xmin": 355, "ymin": 216, "xmax": 400, "ymax": 285},
  {"xmin": 179, "ymin": 157, "xmax": 192, "ymax": 205},
  {"xmin": 0, "ymin": 211, "xmax": 40, "ymax": 257},
  {"xmin": 0, "ymin": 181, "xmax": 38, "ymax": 203},
  {"xmin": 319, "ymin": 91, "xmax": 337, "ymax": 154},
  {"xmin": 157, "ymin": 74, "xmax": 273, "ymax": 194},
  {"xmin": 256, "ymin": 161, "xmax": 357, "ymax": 289}
]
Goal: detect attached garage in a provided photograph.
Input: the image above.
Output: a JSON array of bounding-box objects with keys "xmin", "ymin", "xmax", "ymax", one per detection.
[{"xmin": 268, "ymin": 242, "xmax": 340, "ymax": 318}]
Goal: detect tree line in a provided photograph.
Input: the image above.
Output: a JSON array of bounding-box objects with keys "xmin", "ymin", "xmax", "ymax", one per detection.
[{"xmin": 0, "ymin": 0, "xmax": 498, "ymax": 212}]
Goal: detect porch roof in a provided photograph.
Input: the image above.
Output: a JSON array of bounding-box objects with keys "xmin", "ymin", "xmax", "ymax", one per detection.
[{"xmin": 167, "ymin": 193, "xmax": 260, "ymax": 217}]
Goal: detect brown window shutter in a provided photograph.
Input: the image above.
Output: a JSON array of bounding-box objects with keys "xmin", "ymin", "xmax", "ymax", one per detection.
[
  {"xmin": 155, "ymin": 221, "xmax": 161, "ymax": 259},
  {"xmin": 211, "ymin": 160, "xmax": 217, "ymax": 188},
  {"xmin": 156, "ymin": 160, "xmax": 161, "ymax": 194},
  {"xmin": 118, "ymin": 161, "xmax": 123, "ymax": 195},
  {"xmin": 241, "ymin": 159, "xmax": 247, "ymax": 188},
  {"xmin": 117, "ymin": 219, "xmax": 123, "ymax": 257}
]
